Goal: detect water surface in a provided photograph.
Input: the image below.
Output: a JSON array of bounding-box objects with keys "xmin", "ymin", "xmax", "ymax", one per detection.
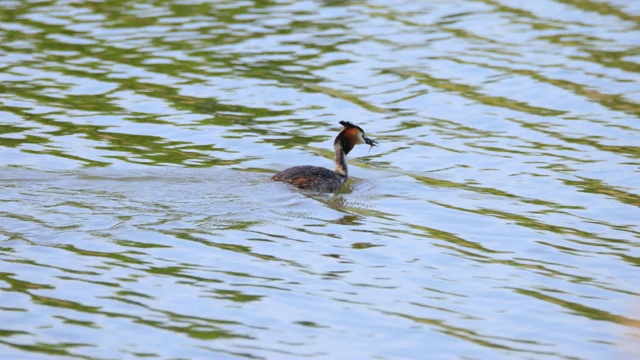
[{"xmin": 1, "ymin": 0, "xmax": 640, "ymax": 359}]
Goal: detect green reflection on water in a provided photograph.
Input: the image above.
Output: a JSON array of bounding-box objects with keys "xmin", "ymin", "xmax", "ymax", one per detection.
[
  {"xmin": 213, "ymin": 289, "xmax": 263, "ymax": 303},
  {"xmin": 0, "ymin": 0, "xmax": 310, "ymax": 167},
  {"xmin": 564, "ymin": 177, "xmax": 640, "ymax": 207},
  {"xmin": 385, "ymin": 68, "xmax": 567, "ymax": 117},
  {"xmin": 1, "ymin": 1, "xmax": 638, "ymax": 358},
  {"xmin": 0, "ymin": 341, "xmax": 90, "ymax": 358},
  {"xmin": 516, "ymin": 288, "xmax": 640, "ymax": 327},
  {"xmin": 381, "ymin": 308, "xmax": 555, "ymax": 355},
  {"xmin": 556, "ymin": 0, "xmax": 640, "ymax": 23},
  {"xmin": 0, "ymin": 272, "xmax": 54, "ymax": 291}
]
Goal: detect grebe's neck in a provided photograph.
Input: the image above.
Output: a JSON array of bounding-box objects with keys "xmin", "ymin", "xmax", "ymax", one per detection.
[{"xmin": 334, "ymin": 146, "xmax": 348, "ymax": 177}]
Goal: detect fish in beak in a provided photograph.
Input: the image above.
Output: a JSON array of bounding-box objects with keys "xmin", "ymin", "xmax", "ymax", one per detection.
[{"xmin": 364, "ymin": 135, "xmax": 378, "ymax": 152}]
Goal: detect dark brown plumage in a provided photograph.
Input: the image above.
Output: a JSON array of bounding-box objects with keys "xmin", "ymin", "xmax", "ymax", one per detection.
[{"xmin": 271, "ymin": 166, "xmax": 347, "ymax": 192}]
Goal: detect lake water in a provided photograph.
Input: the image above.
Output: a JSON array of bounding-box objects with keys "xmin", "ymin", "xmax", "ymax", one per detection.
[{"xmin": 1, "ymin": 0, "xmax": 639, "ymax": 359}]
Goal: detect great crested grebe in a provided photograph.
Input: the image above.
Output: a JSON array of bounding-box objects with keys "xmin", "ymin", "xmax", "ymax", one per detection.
[{"xmin": 271, "ymin": 121, "xmax": 377, "ymax": 192}]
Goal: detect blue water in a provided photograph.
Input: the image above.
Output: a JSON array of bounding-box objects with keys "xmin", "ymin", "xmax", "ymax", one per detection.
[{"xmin": 1, "ymin": 0, "xmax": 639, "ymax": 359}]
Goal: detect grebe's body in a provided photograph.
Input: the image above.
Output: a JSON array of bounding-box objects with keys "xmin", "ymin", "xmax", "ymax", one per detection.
[{"xmin": 271, "ymin": 121, "xmax": 377, "ymax": 192}]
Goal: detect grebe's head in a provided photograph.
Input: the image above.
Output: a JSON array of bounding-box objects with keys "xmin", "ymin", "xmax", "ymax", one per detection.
[{"xmin": 335, "ymin": 121, "xmax": 378, "ymax": 155}]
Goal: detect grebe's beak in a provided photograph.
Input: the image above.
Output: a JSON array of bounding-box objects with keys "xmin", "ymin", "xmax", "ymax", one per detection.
[{"xmin": 364, "ymin": 135, "xmax": 378, "ymax": 152}]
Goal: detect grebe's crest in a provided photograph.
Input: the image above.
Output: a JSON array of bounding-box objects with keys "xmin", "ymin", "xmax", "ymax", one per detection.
[{"xmin": 337, "ymin": 121, "xmax": 377, "ymax": 155}]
